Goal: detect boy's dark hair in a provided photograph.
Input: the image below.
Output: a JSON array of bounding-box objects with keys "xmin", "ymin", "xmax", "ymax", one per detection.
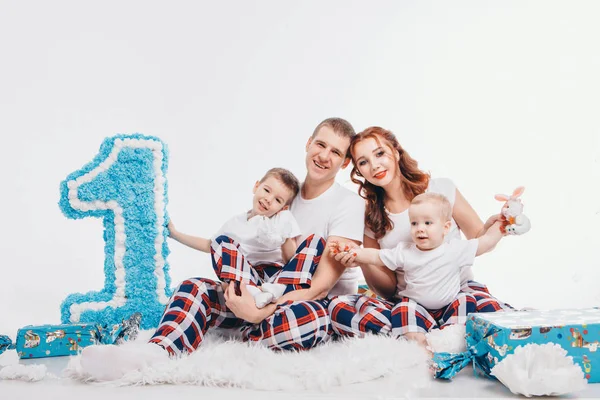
[
  {"xmin": 311, "ymin": 117, "xmax": 356, "ymax": 144},
  {"xmin": 259, "ymin": 168, "xmax": 300, "ymax": 204}
]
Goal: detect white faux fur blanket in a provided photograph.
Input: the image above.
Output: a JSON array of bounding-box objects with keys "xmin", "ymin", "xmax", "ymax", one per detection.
[{"xmin": 2, "ymin": 326, "xmax": 468, "ymax": 395}]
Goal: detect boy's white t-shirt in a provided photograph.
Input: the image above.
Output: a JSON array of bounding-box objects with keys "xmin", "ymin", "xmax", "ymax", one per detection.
[
  {"xmin": 290, "ymin": 182, "xmax": 365, "ymax": 296},
  {"xmin": 213, "ymin": 210, "xmax": 301, "ymax": 266},
  {"xmin": 365, "ymin": 178, "xmax": 475, "ymax": 287},
  {"xmin": 379, "ymin": 239, "xmax": 479, "ymax": 310}
]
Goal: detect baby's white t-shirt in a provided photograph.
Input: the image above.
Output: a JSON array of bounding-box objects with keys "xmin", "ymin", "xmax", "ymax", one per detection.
[
  {"xmin": 379, "ymin": 239, "xmax": 478, "ymax": 310},
  {"xmin": 365, "ymin": 177, "xmax": 475, "ymax": 287},
  {"xmin": 213, "ymin": 210, "xmax": 301, "ymax": 266}
]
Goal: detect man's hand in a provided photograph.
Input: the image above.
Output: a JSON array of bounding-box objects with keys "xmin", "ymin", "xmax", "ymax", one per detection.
[{"xmin": 223, "ymin": 282, "xmax": 263, "ymax": 324}]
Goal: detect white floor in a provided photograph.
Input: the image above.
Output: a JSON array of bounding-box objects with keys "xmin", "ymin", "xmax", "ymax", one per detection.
[{"xmin": 2, "ymin": 356, "xmax": 599, "ymax": 400}]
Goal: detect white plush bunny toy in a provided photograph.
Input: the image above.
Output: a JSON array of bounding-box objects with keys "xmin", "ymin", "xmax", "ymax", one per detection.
[{"xmin": 494, "ymin": 186, "xmax": 531, "ymax": 235}]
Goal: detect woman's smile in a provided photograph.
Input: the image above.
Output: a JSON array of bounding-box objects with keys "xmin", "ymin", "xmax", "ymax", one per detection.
[{"xmin": 373, "ymin": 170, "xmax": 387, "ymax": 180}]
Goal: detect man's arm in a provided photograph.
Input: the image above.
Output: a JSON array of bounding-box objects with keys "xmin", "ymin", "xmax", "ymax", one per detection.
[
  {"xmin": 335, "ymin": 235, "xmax": 397, "ymax": 300},
  {"xmin": 224, "ymin": 283, "xmax": 276, "ymax": 324},
  {"xmin": 223, "ymin": 236, "xmax": 360, "ymax": 324},
  {"xmin": 275, "ymin": 235, "xmax": 361, "ymax": 303},
  {"xmin": 301, "ymin": 235, "xmax": 361, "ymax": 299}
]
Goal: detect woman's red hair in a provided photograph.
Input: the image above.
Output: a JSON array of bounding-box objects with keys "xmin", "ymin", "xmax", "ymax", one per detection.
[{"xmin": 350, "ymin": 127, "xmax": 430, "ymax": 240}]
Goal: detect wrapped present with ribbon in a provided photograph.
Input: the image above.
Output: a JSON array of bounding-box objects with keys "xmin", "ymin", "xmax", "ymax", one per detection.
[
  {"xmin": 433, "ymin": 308, "xmax": 600, "ymax": 383},
  {"xmin": 1, "ymin": 312, "xmax": 143, "ymax": 359},
  {"xmin": 15, "ymin": 323, "xmax": 101, "ymax": 359},
  {"xmin": 0, "ymin": 334, "xmax": 16, "ymax": 355}
]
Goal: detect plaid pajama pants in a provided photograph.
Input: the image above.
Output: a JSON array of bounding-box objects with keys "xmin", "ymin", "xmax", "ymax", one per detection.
[
  {"xmin": 460, "ymin": 281, "xmax": 514, "ymax": 312},
  {"xmin": 211, "ymin": 234, "xmax": 325, "ymax": 293},
  {"xmin": 149, "ymin": 277, "xmax": 332, "ymax": 356},
  {"xmin": 328, "ymin": 281, "xmax": 511, "ymax": 338}
]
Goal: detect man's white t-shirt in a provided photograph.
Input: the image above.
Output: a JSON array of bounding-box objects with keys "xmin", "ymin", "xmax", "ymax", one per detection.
[
  {"xmin": 290, "ymin": 182, "xmax": 365, "ymax": 296},
  {"xmin": 213, "ymin": 210, "xmax": 301, "ymax": 266},
  {"xmin": 379, "ymin": 239, "xmax": 478, "ymax": 310},
  {"xmin": 365, "ymin": 178, "xmax": 475, "ymax": 288}
]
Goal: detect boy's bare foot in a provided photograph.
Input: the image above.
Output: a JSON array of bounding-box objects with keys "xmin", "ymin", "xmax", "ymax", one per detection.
[{"xmin": 254, "ymin": 292, "xmax": 275, "ymax": 308}]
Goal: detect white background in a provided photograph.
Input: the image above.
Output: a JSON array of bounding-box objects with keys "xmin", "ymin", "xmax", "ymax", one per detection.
[{"xmin": 0, "ymin": 0, "xmax": 598, "ymax": 336}]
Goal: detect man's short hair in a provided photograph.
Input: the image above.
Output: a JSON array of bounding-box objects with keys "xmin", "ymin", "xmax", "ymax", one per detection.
[
  {"xmin": 411, "ymin": 192, "xmax": 452, "ymax": 221},
  {"xmin": 259, "ymin": 168, "xmax": 300, "ymax": 204},
  {"xmin": 311, "ymin": 117, "xmax": 356, "ymax": 142}
]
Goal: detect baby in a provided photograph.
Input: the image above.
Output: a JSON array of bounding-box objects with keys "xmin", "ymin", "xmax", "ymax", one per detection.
[{"xmin": 331, "ymin": 192, "xmax": 504, "ymax": 312}]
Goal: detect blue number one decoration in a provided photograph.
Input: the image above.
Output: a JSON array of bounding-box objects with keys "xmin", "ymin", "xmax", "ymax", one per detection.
[{"xmin": 59, "ymin": 134, "xmax": 173, "ymax": 329}]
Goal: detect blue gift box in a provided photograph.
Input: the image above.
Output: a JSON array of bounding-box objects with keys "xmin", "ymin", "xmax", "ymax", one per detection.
[
  {"xmin": 16, "ymin": 323, "xmax": 100, "ymax": 359},
  {"xmin": 467, "ymin": 308, "xmax": 600, "ymax": 383}
]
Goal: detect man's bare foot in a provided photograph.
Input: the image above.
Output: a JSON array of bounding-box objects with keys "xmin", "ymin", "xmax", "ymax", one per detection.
[{"xmin": 80, "ymin": 343, "xmax": 168, "ymax": 381}]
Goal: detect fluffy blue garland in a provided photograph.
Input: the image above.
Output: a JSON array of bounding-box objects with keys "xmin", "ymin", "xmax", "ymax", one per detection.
[{"xmin": 58, "ymin": 134, "xmax": 172, "ymax": 329}]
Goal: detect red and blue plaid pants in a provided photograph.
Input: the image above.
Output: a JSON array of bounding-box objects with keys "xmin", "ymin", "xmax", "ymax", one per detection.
[
  {"xmin": 211, "ymin": 234, "xmax": 325, "ymax": 293},
  {"xmin": 460, "ymin": 281, "xmax": 513, "ymax": 312},
  {"xmin": 328, "ymin": 281, "xmax": 513, "ymax": 338},
  {"xmin": 149, "ymin": 277, "xmax": 332, "ymax": 356}
]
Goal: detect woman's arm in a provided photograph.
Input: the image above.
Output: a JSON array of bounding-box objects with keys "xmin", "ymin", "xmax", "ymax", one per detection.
[
  {"xmin": 451, "ymin": 188, "xmax": 484, "ymax": 239},
  {"xmin": 452, "ymin": 188, "xmax": 504, "ymax": 240},
  {"xmin": 304, "ymin": 236, "xmax": 361, "ymax": 299},
  {"xmin": 357, "ymin": 235, "xmax": 397, "ymax": 300}
]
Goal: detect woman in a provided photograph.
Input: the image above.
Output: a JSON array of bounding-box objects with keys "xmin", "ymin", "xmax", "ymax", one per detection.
[{"xmin": 328, "ymin": 126, "xmax": 512, "ymax": 347}]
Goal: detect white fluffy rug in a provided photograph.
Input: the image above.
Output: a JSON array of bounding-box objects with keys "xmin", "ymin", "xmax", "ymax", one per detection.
[{"xmin": 2, "ymin": 326, "xmax": 467, "ymax": 395}]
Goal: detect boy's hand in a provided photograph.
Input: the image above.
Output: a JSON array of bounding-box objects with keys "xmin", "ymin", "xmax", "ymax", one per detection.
[{"xmin": 167, "ymin": 220, "xmax": 176, "ymax": 237}]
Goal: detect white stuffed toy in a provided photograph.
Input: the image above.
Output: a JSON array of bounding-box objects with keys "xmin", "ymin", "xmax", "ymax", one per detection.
[{"xmin": 494, "ymin": 186, "xmax": 531, "ymax": 235}]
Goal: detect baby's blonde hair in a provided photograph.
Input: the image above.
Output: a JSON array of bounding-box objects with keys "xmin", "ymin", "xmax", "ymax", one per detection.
[{"xmin": 411, "ymin": 193, "xmax": 452, "ymax": 221}]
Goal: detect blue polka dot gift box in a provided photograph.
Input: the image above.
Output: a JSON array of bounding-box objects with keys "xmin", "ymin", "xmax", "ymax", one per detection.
[
  {"xmin": 15, "ymin": 323, "xmax": 100, "ymax": 359},
  {"xmin": 463, "ymin": 309, "xmax": 600, "ymax": 382}
]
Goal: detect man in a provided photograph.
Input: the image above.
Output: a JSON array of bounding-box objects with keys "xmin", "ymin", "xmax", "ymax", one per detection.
[
  {"xmin": 225, "ymin": 117, "xmax": 365, "ymax": 321},
  {"xmin": 80, "ymin": 118, "xmax": 365, "ymax": 381}
]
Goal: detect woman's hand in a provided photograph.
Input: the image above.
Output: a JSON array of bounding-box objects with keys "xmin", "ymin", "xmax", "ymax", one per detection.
[
  {"xmin": 329, "ymin": 240, "xmax": 359, "ymax": 268},
  {"xmin": 223, "ymin": 282, "xmax": 262, "ymax": 324}
]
